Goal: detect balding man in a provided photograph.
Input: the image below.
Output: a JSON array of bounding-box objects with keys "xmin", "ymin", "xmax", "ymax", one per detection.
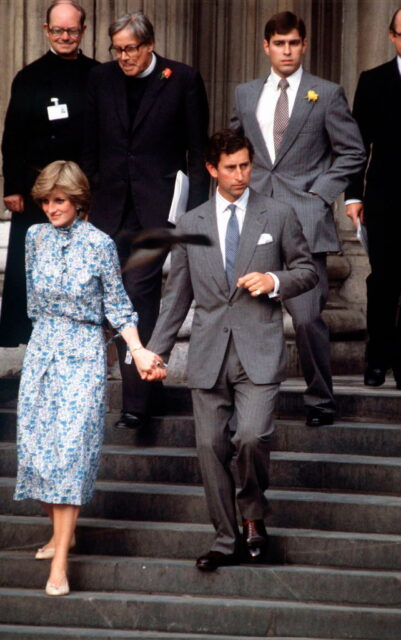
[
  {"xmin": 345, "ymin": 8, "xmax": 401, "ymax": 390},
  {"xmin": 0, "ymin": 0, "xmax": 98, "ymax": 347}
]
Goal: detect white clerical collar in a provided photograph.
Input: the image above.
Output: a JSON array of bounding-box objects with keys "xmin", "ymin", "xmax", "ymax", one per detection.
[
  {"xmin": 49, "ymin": 46, "xmax": 80, "ymax": 58},
  {"xmin": 267, "ymin": 65, "xmax": 303, "ymax": 89},
  {"xmin": 216, "ymin": 187, "xmax": 250, "ymax": 212},
  {"xmin": 397, "ymin": 56, "xmax": 401, "ymax": 76},
  {"xmin": 137, "ymin": 52, "xmax": 157, "ymax": 78}
]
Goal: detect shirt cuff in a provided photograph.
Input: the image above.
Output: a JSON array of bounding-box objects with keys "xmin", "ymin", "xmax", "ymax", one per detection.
[
  {"xmin": 345, "ymin": 199, "xmax": 362, "ymax": 205},
  {"xmin": 266, "ymin": 272, "xmax": 280, "ymax": 298}
]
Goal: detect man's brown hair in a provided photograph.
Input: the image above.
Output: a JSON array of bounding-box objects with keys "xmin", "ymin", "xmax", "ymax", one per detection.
[{"xmin": 264, "ymin": 11, "xmax": 306, "ymax": 42}]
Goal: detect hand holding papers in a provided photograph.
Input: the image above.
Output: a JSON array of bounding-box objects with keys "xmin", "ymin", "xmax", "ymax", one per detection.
[{"xmin": 168, "ymin": 170, "xmax": 189, "ymax": 225}]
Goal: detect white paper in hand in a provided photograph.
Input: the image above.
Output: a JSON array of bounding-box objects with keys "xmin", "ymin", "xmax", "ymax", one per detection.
[
  {"xmin": 356, "ymin": 219, "xmax": 369, "ymax": 254},
  {"xmin": 168, "ymin": 170, "xmax": 189, "ymax": 225}
]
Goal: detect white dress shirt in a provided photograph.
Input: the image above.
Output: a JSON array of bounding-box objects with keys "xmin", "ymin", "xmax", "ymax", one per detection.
[
  {"xmin": 256, "ymin": 66, "xmax": 303, "ymax": 163},
  {"xmin": 215, "ymin": 187, "xmax": 279, "ymax": 296}
]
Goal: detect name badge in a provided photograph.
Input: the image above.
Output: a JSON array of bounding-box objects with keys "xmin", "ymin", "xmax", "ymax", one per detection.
[{"xmin": 47, "ymin": 97, "xmax": 69, "ymax": 121}]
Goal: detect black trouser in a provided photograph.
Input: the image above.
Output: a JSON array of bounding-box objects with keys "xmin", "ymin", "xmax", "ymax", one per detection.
[
  {"xmin": 0, "ymin": 200, "xmax": 46, "ymax": 347},
  {"xmin": 113, "ymin": 197, "xmax": 168, "ymax": 414},
  {"xmin": 365, "ymin": 199, "xmax": 401, "ymax": 378}
]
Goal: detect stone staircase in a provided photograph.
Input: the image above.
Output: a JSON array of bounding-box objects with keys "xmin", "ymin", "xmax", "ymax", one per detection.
[{"xmin": 0, "ymin": 376, "xmax": 401, "ymax": 639}]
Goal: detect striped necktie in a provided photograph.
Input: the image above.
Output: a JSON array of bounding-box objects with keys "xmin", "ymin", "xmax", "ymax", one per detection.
[{"xmin": 273, "ymin": 77, "xmax": 289, "ymax": 153}]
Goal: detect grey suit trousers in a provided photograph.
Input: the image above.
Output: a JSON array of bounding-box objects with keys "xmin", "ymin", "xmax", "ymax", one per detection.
[
  {"xmin": 284, "ymin": 253, "xmax": 335, "ymax": 414},
  {"xmin": 192, "ymin": 338, "xmax": 279, "ymax": 555}
]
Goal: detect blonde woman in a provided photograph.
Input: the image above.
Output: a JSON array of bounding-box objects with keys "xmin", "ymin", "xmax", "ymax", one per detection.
[{"xmin": 14, "ymin": 160, "xmax": 163, "ymax": 596}]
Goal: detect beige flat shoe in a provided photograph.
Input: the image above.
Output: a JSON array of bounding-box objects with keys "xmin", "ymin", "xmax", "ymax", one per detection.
[
  {"xmin": 35, "ymin": 535, "xmax": 76, "ymax": 560},
  {"xmin": 45, "ymin": 578, "xmax": 70, "ymax": 596}
]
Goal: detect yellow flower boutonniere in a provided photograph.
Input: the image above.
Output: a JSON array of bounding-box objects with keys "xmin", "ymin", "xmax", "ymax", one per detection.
[
  {"xmin": 160, "ymin": 67, "xmax": 173, "ymax": 80},
  {"xmin": 306, "ymin": 90, "xmax": 319, "ymax": 103}
]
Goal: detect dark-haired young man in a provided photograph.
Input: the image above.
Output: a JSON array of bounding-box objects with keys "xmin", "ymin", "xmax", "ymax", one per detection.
[
  {"xmin": 0, "ymin": 0, "xmax": 98, "ymax": 347},
  {"xmin": 231, "ymin": 11, "xmax": 365, "ymax": 426},
  {"xmin": 147, "ymin": 129, "xmax": 317, "ymax": 570},
  {"xmin": 345, "ymin": 7, "xmax": 401, "ymax": 389}
]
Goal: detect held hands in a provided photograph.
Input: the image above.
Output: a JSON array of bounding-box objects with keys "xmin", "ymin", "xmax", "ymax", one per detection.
[
  {"xmin": 237, "ymin": 272, "xmax": 274, "ymax": 297},
  {"xmin": 345, "ymin": 202, "xmax": 364, "ymax": 229},
  {"xmin": 4, "ymin": 194, "xmax": 24, "ymax": 213},
  {"xmin": 131, "ymin": 347, "xmax": 167, "ymax": 381}
]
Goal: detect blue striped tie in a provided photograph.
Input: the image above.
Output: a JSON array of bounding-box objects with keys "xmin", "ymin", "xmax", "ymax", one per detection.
[{"xmin": 225, "ymin": 204, "xmax": 240, "ymax": 287}]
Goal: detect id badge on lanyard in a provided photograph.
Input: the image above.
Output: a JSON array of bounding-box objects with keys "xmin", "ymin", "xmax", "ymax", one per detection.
[{"xmin": 47, "ymin": 97, "xmax": 69, "ymax": 121}]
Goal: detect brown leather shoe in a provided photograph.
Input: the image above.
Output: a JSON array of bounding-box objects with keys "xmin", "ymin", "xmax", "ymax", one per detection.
[{"xmin": 242, "ymin": 519, "xmax": 268, "ymax": 561}]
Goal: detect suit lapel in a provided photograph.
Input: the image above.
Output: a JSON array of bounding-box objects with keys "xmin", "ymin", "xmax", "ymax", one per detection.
[
  {"xmin": 131, "ymin": 55, "xmax": 169, "ymax": 134},
  {"xmin": 198, "ymin": 198, "xmax": 230, "ymax": 297},
  {"xmin": 388, "ymin": 58, "xmax": 401, "ymax": 102},
  {"xmin": 274, "ymin": 70, "xmax": 318, "ymax": 166},
  {"xmin": 111, "ymin": 63, "xmax": 130, "ymax": 134},
  {"xmin": 229, "ymin": 192, "xmax": 266, "ymax": 298},
  {"xmin": 246, "ymin": 79, "xmax": 273, "ymax": 167}
]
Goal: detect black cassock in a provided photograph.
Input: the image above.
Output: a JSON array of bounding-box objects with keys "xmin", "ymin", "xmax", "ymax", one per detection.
[{"xmin": 0, "ymin": 50, "xmax": 98, "ymax": 346}]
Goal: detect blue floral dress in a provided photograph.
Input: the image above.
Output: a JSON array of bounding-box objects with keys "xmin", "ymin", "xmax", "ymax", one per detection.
[{"xmin": 14, "ymin": 219, "xmax": 138, "ymax": 505}]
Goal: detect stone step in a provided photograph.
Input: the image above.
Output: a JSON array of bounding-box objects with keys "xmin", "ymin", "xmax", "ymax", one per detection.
[
  {"xmin": 2, "ymin": 442, "xmax": 401, "ymax": 493},
  {"xmin": 107, "ymin": 378, "xmax": 401, "ymax": 424},
  {"xmin": 0, "ymin": 626, "xmax": 310, "ymax": 640},
  {"xmin": 3, "ymin": 376, "xmax": 401, "ymax": 423},
  {"xmin": 3, "ymin": 408, "xmax": 401, "ymax": 458},
  {"xmin": 1, "ymin": 551, "xmax": 401, "ymax": 607},
  {"xmin": 0, "ymin": 588, "xmax": 400, "ymax": 639},
  {"xmin": 2, "ymin": 515, "xmax": 401, "ymax": 570},
  {"xmin": 2, "ymin": 478, "xmax": 401, "ymax": 535}
]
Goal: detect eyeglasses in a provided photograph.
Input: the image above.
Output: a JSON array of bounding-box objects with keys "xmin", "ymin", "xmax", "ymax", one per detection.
[
  {"xmin": 109, "ymin": 42, "xmax": 144, "ymax": 58},
  {"xmin": 48, "ymin": 26, "xmax": 82, "ymax": 38}
]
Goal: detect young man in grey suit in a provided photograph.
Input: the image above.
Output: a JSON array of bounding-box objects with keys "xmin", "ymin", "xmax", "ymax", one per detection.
[
  {"xmin": 231, "ymin": 12, "xmax": 366, "ymax": 426},
  {"xmin": 146, "ymin": 129, "xmax": 317, "ymax": 570}
]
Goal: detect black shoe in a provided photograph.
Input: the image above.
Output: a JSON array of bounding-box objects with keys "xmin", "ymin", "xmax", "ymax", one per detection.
[
  {"xmin": 114, "ymin": 412, "xmax": 147, "ymax": 430},
  {"xmin": 364, "ymin": 366, "xmax": 386, "ymax": 387},
  {"xmin": 242, "ymin": 519, "xmax": 268, "ymax": 562},
  {"xmin": 392, "ymin": 368, "xmax": 401, "ymax": 390},
  {"xmin": 195, "ymin": 550, "xmax": 240, "ymax": 571},
  {"xmin": 306, "ymin": 410, "xmax": 334, "ymax": 427}
]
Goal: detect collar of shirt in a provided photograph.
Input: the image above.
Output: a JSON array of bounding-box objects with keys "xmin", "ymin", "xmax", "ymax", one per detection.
[
  {"xmin": 267, "ymin": 65, "xmax": 303, "ymax": 99},
  {"xmin": 136, "ymin": 52, "xmax": 157, "ymax": 78},
  {"xmin": 256, "ymin": 66, "xmax": 303, "ymax": 164},
  {"xmin": 397, "ymin": 56, "xmax": 401, "ymax": 76},
  {"xmin": 215, "ymin": 188, "xmax": 249, "ymax": 267},
  {"xmin": 49, "ymin": 46, "xmax": 81, "ymax": 59}
]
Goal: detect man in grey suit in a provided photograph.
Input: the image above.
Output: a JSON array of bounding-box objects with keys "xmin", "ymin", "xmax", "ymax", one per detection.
[
  {"xmin": 147, "ymin": 129, "xmax": 317, "ymax": 570},
  {"xmin": 231, "ymin": 11, "xmax": 366, "ymax": 426}
]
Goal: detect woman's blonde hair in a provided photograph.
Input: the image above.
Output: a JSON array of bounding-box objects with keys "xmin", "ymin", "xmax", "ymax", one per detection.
[{"xmin": 31, "ymin": 160, "xmax": 91, "ymax": 214}]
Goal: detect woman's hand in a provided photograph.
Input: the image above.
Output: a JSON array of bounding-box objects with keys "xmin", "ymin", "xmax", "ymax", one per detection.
[{"xmin": 132, "ymin": 348, "xmax": 167, "ymax": 381}]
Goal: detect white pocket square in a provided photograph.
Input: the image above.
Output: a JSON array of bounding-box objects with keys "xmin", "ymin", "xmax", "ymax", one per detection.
[{"xmin": 257, "ymin": 233, "xmax": 273, "ymax": 245}]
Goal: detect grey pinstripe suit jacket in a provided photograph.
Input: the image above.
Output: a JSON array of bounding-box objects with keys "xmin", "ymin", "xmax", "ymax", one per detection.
[
  {"xmin": 148, "ymin": 189, "xmax": 317, "ymax": 389},
  {"xmin": 230, "ymin": 70, "xmax": 366, "ymax": 253}
]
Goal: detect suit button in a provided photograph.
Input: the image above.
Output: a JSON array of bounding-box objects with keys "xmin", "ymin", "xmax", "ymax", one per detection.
[{"xmin": 223, "ymin": 327, "xmax": 229, "ymax": 332}]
